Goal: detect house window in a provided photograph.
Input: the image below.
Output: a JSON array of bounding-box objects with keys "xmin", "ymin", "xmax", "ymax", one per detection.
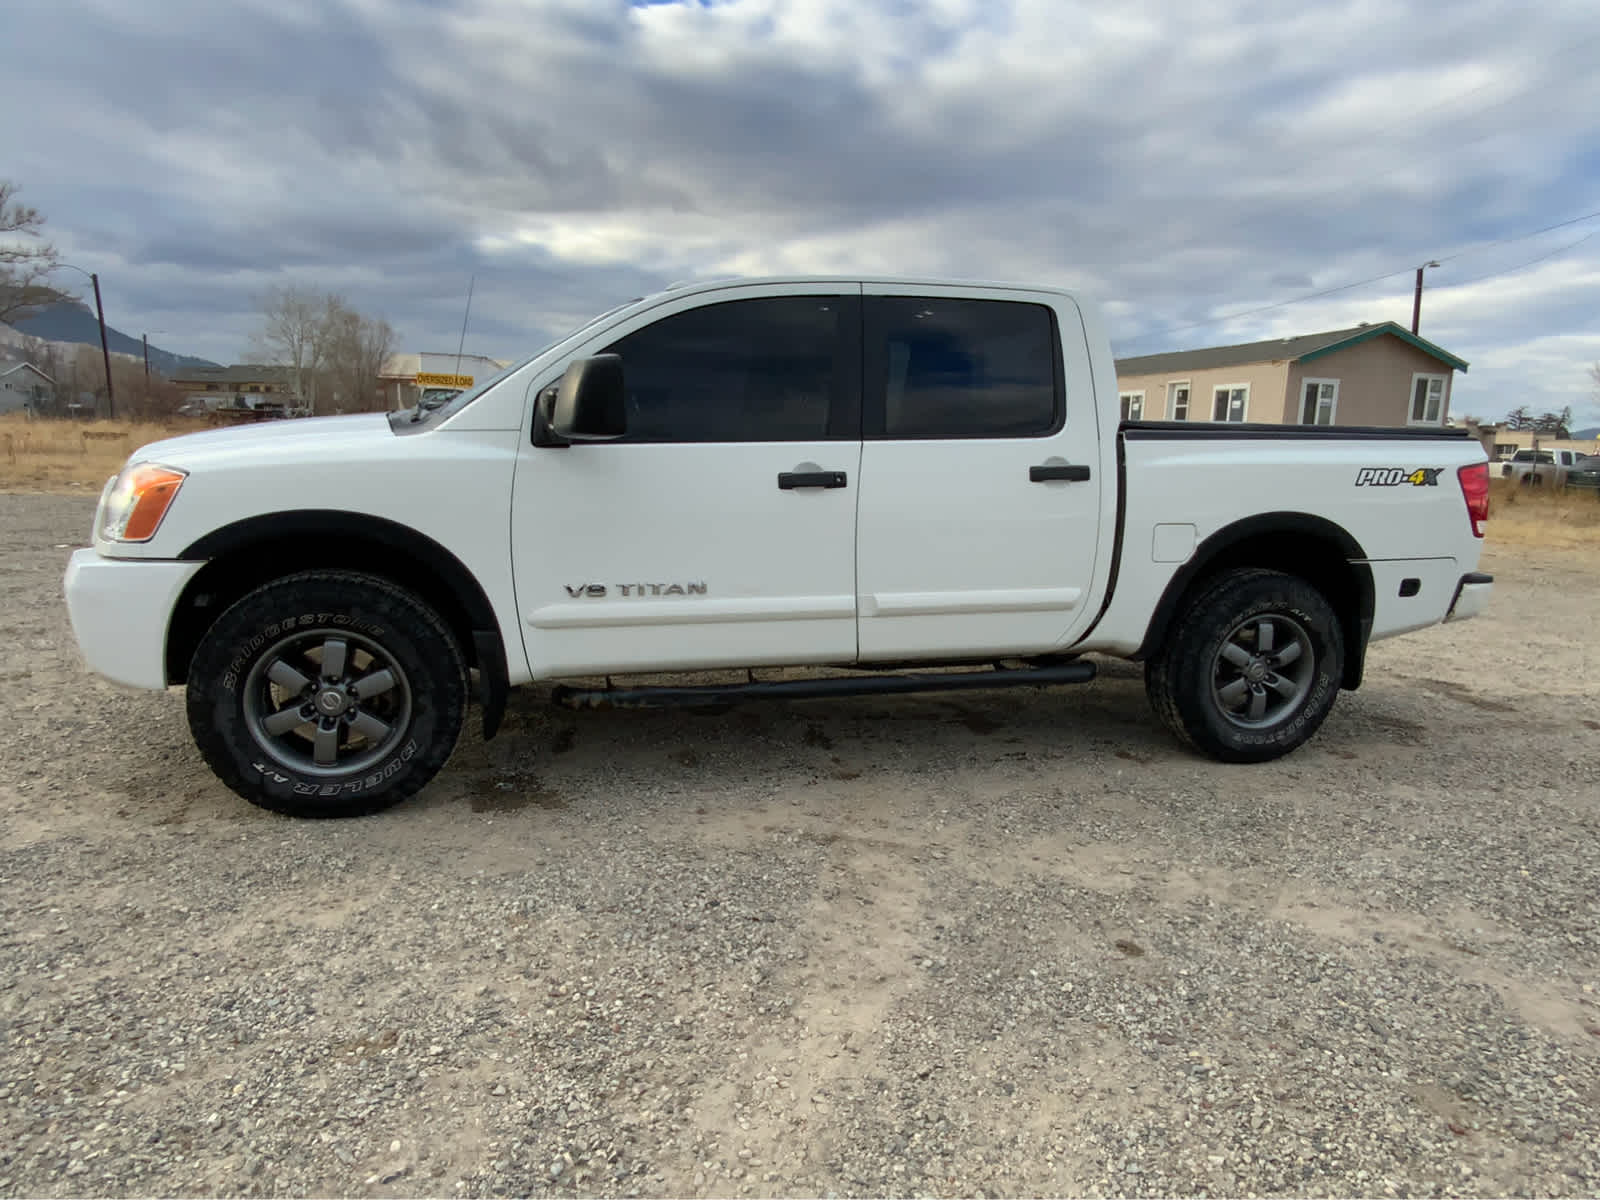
[
  {"xmin": 1212, "ymin": 384, "xmax": 1249, "ymax": 422},
  {"xmin": 1493, "ymin": 443, "xmax": 1516, "ymax": 458},
  {"xmin": 1167, "ymin": 381, "xmax": 1189, "ymax": 421},
  {"xmin": 1409, "ymin": 373, "xmax": 1446, "ymax": 424},
  {"xmin": 1119, "ymin": 391, "xmax": 1144, "ymax": 421},
  {"xmin": 1300, "ymin": 378, "xmax": 1339, "ymax": 425}
]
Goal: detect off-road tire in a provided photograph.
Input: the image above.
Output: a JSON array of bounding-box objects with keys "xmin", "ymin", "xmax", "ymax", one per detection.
[
  {"xmin": 1145, "ymin": 568, "xmax": 1343, "ymax": 763},
  {"xmin": 186, "ymin": 571, "xmax": 468, "ymax": 817}
]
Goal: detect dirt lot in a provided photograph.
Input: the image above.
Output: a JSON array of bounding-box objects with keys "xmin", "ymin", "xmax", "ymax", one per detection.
[{"xmin": 2, "ymin": 491, "xmax": 1598, "ymax": 1198}]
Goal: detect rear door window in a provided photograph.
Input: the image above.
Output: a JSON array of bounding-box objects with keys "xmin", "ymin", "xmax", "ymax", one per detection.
[{"xmin": 864, "ymin": 297, "xmax": 1062, "ymax": 439}]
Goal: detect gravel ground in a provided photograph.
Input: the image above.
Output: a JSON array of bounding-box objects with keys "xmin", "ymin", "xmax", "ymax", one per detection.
[{"xmin": 2, "ymin": 491, "xmax": 1598, "ymax": 1198}]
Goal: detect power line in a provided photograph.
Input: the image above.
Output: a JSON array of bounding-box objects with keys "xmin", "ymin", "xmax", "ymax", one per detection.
[
  {"xmin": 1434, "ymin": 208, "xmax": 1600, "ymax": 264},
  {"xmin": 1445, "ymin": 230, "xmax": 1600, "ymax": 287},
  {"xmin": 1121, "ymin": 267, "xmax": 1420, "ymax": 344},
  {"xmin": 1133, "ymin": 30, "xmax": 1600, "ymax": 260},
  {"xmin": 1118, "ymin": 208, "xmax": 1600, "ymax": 349}
]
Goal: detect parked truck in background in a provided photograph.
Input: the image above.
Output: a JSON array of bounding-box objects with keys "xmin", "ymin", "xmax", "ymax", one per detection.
[
  {"xmin": 63, "ymin": 276, "xmax": 1493, "ymax": 817},
  {"xmin": 1500, "ymin": 446, "xmax": 1585, "ymax": 487}
]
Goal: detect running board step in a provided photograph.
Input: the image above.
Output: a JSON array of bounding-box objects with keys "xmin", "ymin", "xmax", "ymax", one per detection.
[{"xmin": 550, "ymin": 661, "xmax": 1097, "ymax": 711}]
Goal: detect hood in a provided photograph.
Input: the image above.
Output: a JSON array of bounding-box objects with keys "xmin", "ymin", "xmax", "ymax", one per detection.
[{"xmin": 130, "ymin": 413, "xmax": 392, "ymax": 468}]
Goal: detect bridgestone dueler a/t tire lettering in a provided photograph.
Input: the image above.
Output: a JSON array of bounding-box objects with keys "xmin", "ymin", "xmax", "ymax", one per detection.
[
  {"xmin": 1145, "ymin": 568, "xmax": 1343, "ymax": 763},
  {"xmin": 186, "ymin": 571, "xmax": 467, "ymax": 817}
]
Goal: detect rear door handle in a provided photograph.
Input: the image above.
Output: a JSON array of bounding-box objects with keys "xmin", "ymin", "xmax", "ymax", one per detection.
[
  {"xmin": 778, "ymin": 470, "xmax": 848, "ymax": 490},
  {"xmin": 1030, "ymin": 463, "xmax": 1091, "ymax": 483}
]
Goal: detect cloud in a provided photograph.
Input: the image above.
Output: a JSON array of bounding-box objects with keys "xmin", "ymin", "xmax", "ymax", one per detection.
[{"xmin": 3, "ymin": 0, "xmax": 1599, "ymax": 421}]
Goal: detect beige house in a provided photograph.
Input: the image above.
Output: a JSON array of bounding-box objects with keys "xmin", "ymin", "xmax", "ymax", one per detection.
[{"xmin": 1114, "ymin": 321, "xmax": 1469, "ymax": 428}]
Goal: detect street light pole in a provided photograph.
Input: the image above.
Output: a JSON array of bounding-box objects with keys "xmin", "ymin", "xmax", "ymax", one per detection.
[
  {"xmin": 91, "ymin": 273, "xmax": 115, "ymax": 419},
  {"xmin": 58, "ymin": 263, "xmax": 116, "ymax": 419},
  {"xmin": 1411, "ymin": 260, "xmax": 1441, "ymax": 336}
]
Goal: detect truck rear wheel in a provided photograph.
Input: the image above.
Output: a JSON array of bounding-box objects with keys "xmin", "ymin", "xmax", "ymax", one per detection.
[
  {"xmin": 1146, "ymin": 568, "xmax": 1343, "ymax": 763},
  {"xmin": 186, "ymin": 571, "xmax": 467, "ymax": 817}
]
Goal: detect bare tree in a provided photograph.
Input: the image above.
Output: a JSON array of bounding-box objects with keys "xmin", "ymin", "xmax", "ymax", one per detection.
[
  {"xmin": 319, "ymin": 299, "xmax": 395, "ymax": 413},
  {"xmin": 250, "ymin": 288, "xmax": 396, "ymax": 414},
  {"xmin": 1531, "ymin": 406, "xmax": 1574, "ymax": 439},
  {"xmin": 250, "ymin": 286, "xmax": 332, "ymax": 413},
  {"xmin": 0, "ymin": 181, "xmax": 72, "ymax": 325}
]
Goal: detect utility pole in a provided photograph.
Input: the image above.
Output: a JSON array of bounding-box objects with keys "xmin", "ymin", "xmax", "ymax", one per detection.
[
  {"xmin": 90, "ymin": 273, "xmax": 115, "ymax": 419},
  {"xmin": 61, "ymin": 263, "xmax": 117, "ymax": 419},
  {"xmin": 142, "ymin": 333, "xmax": 150, "ymax": 381}
]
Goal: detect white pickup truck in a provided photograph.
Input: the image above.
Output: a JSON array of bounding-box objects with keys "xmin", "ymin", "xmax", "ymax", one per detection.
[
  {"xmin": 63, "ymin": 276, "xmax": 1494, "ymax": 817},
  {"xmin": 1497, "ymin": 446, "xmax": 1585, "ymax": 487}
]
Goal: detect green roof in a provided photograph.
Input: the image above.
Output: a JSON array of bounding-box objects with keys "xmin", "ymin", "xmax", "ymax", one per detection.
[{"xmin": 1116, "ymin": 321, "xmax": 1468, "ymax": 376}]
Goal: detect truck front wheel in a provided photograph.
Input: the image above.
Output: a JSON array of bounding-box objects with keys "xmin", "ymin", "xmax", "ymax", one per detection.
[
  {"xmin": 186, "ymin": 571, "xmax": 468, "ymax": 817},
  {"xmin": 1146, "ymin": 568, "xmax": 1343, "ymax": 763}
]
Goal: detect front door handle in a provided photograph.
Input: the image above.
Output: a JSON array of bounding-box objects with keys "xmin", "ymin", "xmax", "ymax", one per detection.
[
  {"xmin": 778, "ymin": 470, "xmax": 848, "ymax": 490},
  {"xmin": 1030, "ymin": 463, "xmax": 1091, "ymax": 483}
]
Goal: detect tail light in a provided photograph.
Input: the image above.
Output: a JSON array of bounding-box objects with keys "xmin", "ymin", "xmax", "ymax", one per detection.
[{"xmin": 1458, "ymin": 462, "xmax": 1489, "ymax": 538}]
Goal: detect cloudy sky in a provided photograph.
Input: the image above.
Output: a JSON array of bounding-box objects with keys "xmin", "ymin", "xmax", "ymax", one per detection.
[{"xmin": 6, "ymin": 0, "xmax": 1600, "ymax": 424}]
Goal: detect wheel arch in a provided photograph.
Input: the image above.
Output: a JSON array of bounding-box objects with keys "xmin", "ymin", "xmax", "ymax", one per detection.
[
  {"xmin": 167, "ymin": 511, "xmax": 509, "ymax": 729},
  {"xmin": 1134, "ymin": 512, "xmax": 1375, "ymax": 690}
]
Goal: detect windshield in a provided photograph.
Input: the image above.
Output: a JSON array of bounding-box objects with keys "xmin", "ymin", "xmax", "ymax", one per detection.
[
  {"xmin": 1512, "ymin": 450, "xmax": 1553, "ymax": 463},
  {"xmin": 404, "ymin": 296, "xmax": 646, "ymax": 427}
]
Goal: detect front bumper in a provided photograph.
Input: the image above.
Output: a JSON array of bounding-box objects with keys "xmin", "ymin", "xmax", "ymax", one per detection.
[
  {"xmin": 63, "ymin": 548, "xmax": 204, "ymax": 689},
  {"xmin": 1445, "ymin": 572, "xmax": 1494, "ymax": 624}
]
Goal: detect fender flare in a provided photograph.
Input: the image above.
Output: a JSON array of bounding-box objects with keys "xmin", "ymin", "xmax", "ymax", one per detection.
[
  {"xmin": 1133, "ymin": 512, "xmax": 1375, "ymax": 689},
  {"xmin": 176, "ymin": 510, "xmax": 510, "ymax": 737}
]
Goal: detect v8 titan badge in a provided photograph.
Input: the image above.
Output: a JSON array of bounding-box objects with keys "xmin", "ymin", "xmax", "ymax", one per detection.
[{"xmin": 1355, "ymin": 467, "xmax": 1443, "ymax": 487}]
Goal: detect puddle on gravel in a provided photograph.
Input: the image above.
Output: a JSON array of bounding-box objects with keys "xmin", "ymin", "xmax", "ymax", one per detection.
[
  {"xmin": 801, "ymin": 724, "xmax": 834, "ymax": 749},
  {"xmin": 468, "ymin": 775, "xmax": 568, "ymax": 813},
  {"xmin": 952, "ymin": 709, "xmax": 1006, "ymax": 735}
]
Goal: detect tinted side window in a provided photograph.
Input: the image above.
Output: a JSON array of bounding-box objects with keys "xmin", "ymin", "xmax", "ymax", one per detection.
[
  {"xmin": 601, "ymin": 296, "xmax": 858, "ymax": 442},
  {"xmin": 865, "ymin": 297, "xmax": 1061, "ymax": 439}
]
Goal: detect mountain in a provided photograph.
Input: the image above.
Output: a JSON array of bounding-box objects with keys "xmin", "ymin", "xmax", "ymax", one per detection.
[
  {"xmin": 1572, "ymin": 426, "xmax": 1600, "ymax": 441},
  {"xmin": 5, "ymin": 302, "xmax": 219, "ymax": 374}
]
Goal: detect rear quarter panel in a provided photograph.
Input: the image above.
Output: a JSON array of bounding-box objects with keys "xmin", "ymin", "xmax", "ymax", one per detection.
[{"xmin": 1082, "ymin": 429, "xmax": 1488, "ymax": 655}]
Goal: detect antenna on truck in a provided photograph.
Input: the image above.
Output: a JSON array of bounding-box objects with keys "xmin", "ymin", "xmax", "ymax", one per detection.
[{"xmin": 453, "ymin": 274, "xmax": 476, "ymax": 374}]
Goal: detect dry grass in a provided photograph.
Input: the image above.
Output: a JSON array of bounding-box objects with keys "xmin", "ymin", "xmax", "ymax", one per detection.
[
  {"xmin": 0, "ymin": 414, "xmax": 210, "ymax": 492},
  {"xmin": 1486, "ymin": 476, "xmax": 1600, "ymax": 550}
]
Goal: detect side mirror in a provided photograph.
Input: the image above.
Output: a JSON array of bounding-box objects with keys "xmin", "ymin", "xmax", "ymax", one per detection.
[{"xmin": 550, "ymin": 354, "xmax": 626, "ymax": 442}]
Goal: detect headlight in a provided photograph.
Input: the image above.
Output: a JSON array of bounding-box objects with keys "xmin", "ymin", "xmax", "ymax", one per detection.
[{"xmin": 99, "ymin": 463, "xmax": 188, "ymax": 542}]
